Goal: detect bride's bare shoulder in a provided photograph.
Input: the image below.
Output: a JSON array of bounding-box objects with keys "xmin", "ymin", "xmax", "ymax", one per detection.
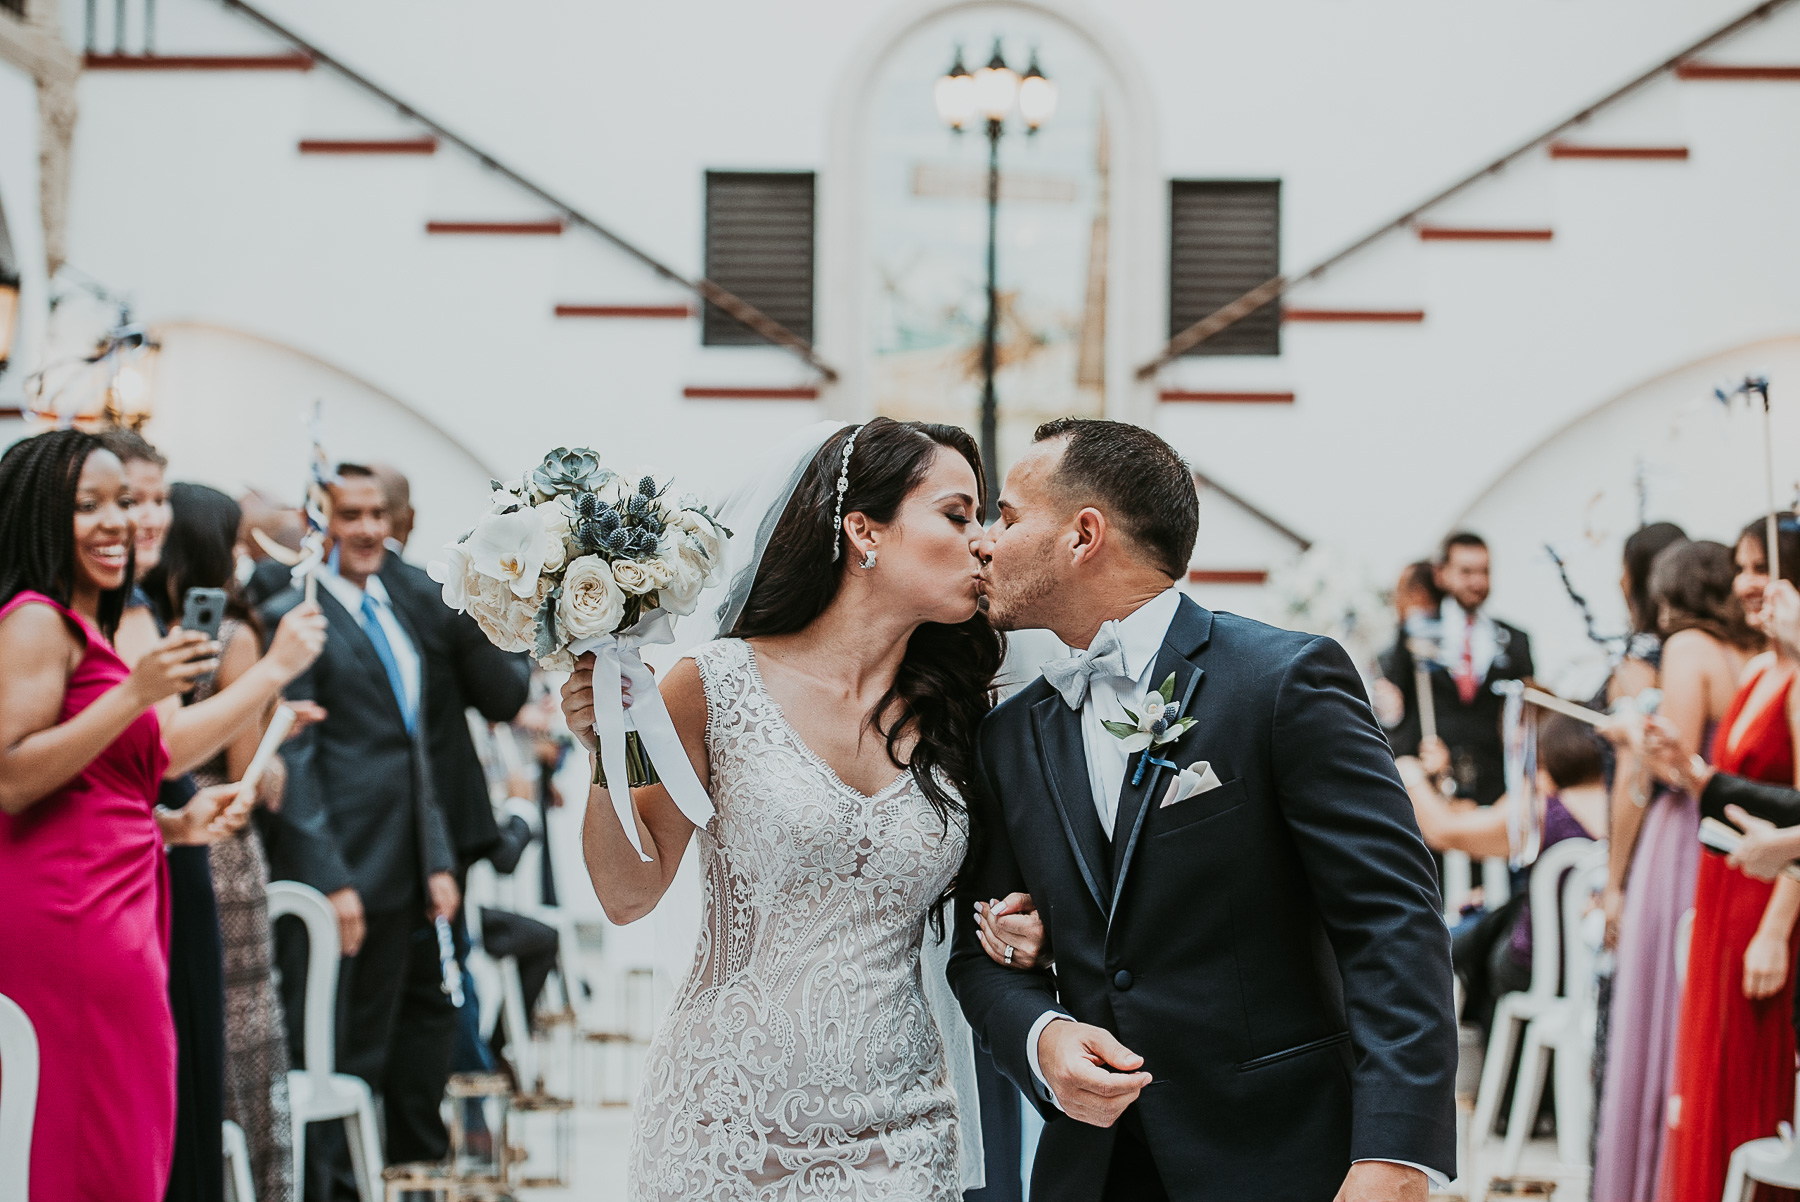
[{"xmin": 660, "ymin": 656, "xmax": 710, "ymax": 762}]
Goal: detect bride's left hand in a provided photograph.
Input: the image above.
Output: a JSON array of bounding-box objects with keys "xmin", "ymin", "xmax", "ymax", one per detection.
[{"xmin": 977, "ymin": 892, "xmax": 1046, "ymax": 970}]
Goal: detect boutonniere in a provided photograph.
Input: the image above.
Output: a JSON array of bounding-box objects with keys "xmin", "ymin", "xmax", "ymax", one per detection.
[{"xmin": 1103, "ymin": 673, "xmax": 1197, "ymax": 786}]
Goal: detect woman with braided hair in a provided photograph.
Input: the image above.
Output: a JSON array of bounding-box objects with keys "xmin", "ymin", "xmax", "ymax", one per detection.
[{"xmin": 0, "ymin": 429, "xmax": 242, "ymax": 1202}]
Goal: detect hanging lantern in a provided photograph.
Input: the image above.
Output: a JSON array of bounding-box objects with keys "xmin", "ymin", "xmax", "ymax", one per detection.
[
  {"xmin": 24, "ymin": 310, "xmax": 160, "ymax": 430},
  {"xmin": 0, "ymin": 273, "xmax": 19, "ymax": 368}
]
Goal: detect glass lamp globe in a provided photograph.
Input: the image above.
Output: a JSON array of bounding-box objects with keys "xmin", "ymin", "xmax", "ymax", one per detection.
[
  {"xmin": 935, "ymin": 53, "xmax": 976, "ymax": 130},
  {"xmin": 973, "ymin": 42, "xmax": 1018, "ymax": 123},
  {"xmin": 1017, "ymin": 56, "xmax": 1057, "ymax": 130}
]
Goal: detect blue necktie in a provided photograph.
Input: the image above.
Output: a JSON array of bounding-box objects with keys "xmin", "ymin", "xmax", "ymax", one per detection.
[{"xmin": 360, "ymin": 592, "xmax": 416, "ymax": 734}]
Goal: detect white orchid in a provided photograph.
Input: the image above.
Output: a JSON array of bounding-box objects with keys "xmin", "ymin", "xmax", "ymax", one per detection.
[
  {"xmin": 1103, "ymin": 673, "xmax": 1196, "ymax": 753},
  {"xmin": 465, "ymin": 507, "xmax": 551, "ymax": 599},
  {"xmin": 427, "ymin": 541, "xmax": 474, "ymax": 610}
]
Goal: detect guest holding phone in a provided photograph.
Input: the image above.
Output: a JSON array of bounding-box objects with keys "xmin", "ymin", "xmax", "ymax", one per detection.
[{"xmin": 0, "ymin": 430, "xmax": 243, "ymax": 1202}]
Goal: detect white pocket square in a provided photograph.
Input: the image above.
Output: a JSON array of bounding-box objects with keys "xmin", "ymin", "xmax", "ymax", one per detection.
[{"xmin": 1160, "ymin": 760, "xmax": 1224, "ymax": 808}]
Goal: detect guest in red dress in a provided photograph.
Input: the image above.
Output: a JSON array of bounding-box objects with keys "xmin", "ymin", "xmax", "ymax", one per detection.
[
  {"xmin": 0, "ymin": 430, "xmax": 238, "ymax": 1202},
  {"xmin": 1659, "ymin": 516, "xmax": 1800, "ymax": 1202}
]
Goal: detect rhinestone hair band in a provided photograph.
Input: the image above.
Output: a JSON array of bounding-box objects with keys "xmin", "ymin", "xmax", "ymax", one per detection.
[{"xmin": 830, "ymin": 423, "xmax": 865, "ymax": 562}]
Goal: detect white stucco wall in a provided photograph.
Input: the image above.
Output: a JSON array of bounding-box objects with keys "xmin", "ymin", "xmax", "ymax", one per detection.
[{"xmin": 52, "ymin": 0, "xmax": 1800, "ymax": 680}]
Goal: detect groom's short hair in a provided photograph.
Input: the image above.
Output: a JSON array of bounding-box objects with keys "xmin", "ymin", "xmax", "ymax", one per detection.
[{"xmin": 1034, "ymin": 418, "xmax": 1199, "ymax": 579}]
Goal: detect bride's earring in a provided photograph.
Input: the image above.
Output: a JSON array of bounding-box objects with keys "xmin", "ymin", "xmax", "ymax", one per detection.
[{"xmin": 860, "ymin": 549, "xmax": 878, "ymax": 570}]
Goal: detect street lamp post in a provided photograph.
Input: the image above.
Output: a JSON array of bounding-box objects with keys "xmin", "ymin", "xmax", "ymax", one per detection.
[{"xmin": 937, "ymin": 41, "xmax": 1056, "ymax": 516}]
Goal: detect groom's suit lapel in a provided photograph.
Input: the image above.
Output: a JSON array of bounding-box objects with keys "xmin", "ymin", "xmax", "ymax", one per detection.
[
  {"xmin": 1108, "ymin": 597, "xmax": 1212, "ymax": 921},
  {"xmin": 1030, "ymin": 695, "xmax": 1112, "ymax": 914}
]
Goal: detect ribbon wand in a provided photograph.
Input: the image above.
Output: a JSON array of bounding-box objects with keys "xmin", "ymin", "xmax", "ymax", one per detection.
[
  {"xmin": 248, "ymin": 400, "xmax": 332, "ymax": 600},
  {"xmin": 1717, "ymin": 376, "xmax": 1778, "ymax": 582}
]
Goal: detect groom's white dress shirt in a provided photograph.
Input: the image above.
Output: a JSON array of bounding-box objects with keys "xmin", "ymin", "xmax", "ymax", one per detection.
[{"xmin": 1019, "ymin": 587, "xmax": 1444, "ymax": 1187}]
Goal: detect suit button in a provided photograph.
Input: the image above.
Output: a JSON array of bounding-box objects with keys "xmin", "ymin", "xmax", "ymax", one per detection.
[{"xmin": 1113, "ymin": 969, "xmax": 1133, "ymax": 991}]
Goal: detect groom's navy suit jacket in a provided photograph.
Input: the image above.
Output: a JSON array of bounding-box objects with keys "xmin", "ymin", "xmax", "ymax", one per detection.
[{"xmin": 948, "ymin": 597, "xmax": 1458, "ymax": 1201}]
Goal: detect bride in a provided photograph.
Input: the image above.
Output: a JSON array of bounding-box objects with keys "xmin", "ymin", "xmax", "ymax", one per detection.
[{"xmin": 561, "ymin": 417, "xmax": 1043, "ymax": 1199}]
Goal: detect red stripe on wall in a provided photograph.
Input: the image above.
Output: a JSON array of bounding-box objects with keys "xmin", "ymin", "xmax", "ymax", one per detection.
[
  {"xmin": 1417, "ymin": 226, "xmax": 1554, "ymax": 242},
  {"xmin": 1159, "ymin": 390, "xmax": 1295, "ymax": 404},
  {"xmin": 426, "ymin": 220, "xmax": 564, "ymax": 235},
  {"xmin": 300, "ymin": 138, "xmax": 438, "ymax": 155},
  {"xmin": 1187, "ymin": 569, "xmax": 1270, "ymax": 585},
  {"xmin": 1676, "ymin": 62, "xmax": 1800, "ymax": 81},
  {"xmin": 682, "ymin": 386, "xmax": 820, "ymax": 400},
  {"xmin": 1548, "ymin": 143, "xmax": 1690, "ymax": 160},
  {"xmin": 1282, "ymin": 308, "xmax": 1425, "ymax": 323},
  {"xmin": 84, "ymin": 52, "xmax": 314, "ymax": 70},
  {"xmin": 555, "ymin": 304, "xmax": 694, "ymax": 319}
]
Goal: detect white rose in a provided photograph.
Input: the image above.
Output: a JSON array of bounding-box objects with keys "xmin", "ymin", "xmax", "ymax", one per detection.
[
  {"xmin": 466, "ymin": 508, "xmax": 549, "ymax": 599},
  {"xmin": 657, "ymin": 549, "xmax": 707, "ymax": 616},
  {"xmin": 610, "ymin": 558, "xmax": 658, "ymax": 596},
  {"xmin": 427, "ymin": 541, "xmax": 474, "ymax": 610},
  {"xmin": 465, "ymin": 571, "xmax": 539, "ymax": 653},
  {"xmin": 670, "ymin": 509, "xmax": 727, "ymax": 584},
  {"xmin": 538, "ymin": 647, "xmax": 575, "ymax": 673},
  {"xmin": 535, "ymin": 500, "xmax": 571, "ymax": 573},
  {"xmin": 558, "ymin": 554, "xmax": 626, "ymax": 639},
  {"xmin": 640, "ymin": 553, "xmax": 676, "ymax": 590}
]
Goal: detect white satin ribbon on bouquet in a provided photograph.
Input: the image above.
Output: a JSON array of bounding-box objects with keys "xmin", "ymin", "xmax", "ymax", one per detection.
[{"xmin": 569, "ymin": 609, "xmax": 716, "ymax": 862}]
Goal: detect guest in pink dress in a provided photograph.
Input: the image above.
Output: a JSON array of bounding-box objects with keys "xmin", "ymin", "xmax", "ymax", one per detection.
[{"xmin": 0, "ymin": 430, "xmax": 238, "ymax": 1202}]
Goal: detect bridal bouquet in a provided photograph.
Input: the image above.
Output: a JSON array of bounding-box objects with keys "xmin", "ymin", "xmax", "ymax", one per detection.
[{"xmin": 430, "ymin": 447, "xmax": 728, "ymax": 859}]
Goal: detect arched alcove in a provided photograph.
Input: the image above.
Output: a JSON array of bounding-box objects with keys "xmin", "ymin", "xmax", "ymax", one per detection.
[
  {"xmin": 141, "ymin": 323, "xmax": 497, "ymax": 561},
  {"xmin": 819, "ymin": 0, "xmax": 1162, "ymax": 456},
  {"xmin": 1457, "ymin": 333, "xmax": 1800, "ymax": 691}
]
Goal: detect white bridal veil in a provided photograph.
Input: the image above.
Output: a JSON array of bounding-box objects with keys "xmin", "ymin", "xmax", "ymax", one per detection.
[{"xmin": 653, "ymin": 420, "xmax": 987, "ymax": 1190}]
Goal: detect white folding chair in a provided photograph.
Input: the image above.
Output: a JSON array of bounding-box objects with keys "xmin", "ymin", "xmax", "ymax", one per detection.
[
  {"xmin": 0, "ymin": 991, "xmax": 39, "ymax": 1202},
  {"xmin": 1469, "ymin": 837, "xmax": 1597, "ymax": 1177},
  {"xmin": 1723, "ymin": 1115, "xmax": 1800, "ymax": 1201},
  {"xmin": 267, "ymin": 881, "xmax": 383, "ymax": 1201},
  {"xmin": 222, "ymin": 1119, "xmax": 256, "ymax": 1202},
  {"xmin": 1499, "ymin": 842, "xmax": 1609, "ymax": 1176}
]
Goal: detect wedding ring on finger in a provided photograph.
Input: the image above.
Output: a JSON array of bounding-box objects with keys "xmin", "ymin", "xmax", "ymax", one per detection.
[{"xmin": 1004, "ymin": 944, "xmax": 1015, "ymax": 965}]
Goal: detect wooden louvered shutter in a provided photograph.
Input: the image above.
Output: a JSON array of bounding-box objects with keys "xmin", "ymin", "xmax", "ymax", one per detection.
[
  {"xmin": 1168, "ymin": 180, "xmax": 1281, "ymax": 356},
  {"xmin": 702, "ymin": 171, "xmax": 816, "ymax": 347}
]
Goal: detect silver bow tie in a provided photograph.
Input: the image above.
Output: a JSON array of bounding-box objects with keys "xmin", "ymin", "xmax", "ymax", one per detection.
[{"xmin": 1043, "ymin": 624, "xmax": 1128, "ymax": 710}]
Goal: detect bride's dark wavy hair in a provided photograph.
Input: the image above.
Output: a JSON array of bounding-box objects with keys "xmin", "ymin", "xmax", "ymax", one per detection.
[{"xmin": 729, "ymin": 418, "xmax": 1004, "ymax": 918}]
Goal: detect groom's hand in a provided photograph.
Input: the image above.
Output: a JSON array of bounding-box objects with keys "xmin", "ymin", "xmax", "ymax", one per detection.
[
  {"xmin": 1332, "ymin": 1160, "xmax": 1427, "ymax": 1202},
  {"xmin": 1037, "ymin": 1020, "xmax": 1151, "ymax": 1127}
]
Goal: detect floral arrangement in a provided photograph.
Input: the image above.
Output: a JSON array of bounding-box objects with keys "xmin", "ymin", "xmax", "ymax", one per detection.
[
  {"xmin": 431, "ymin": 447, "xmax": 729, "ymax": 672},
  {"xmin": 431, "ymin": 447, "xmax": 729, "ymax": 819}
]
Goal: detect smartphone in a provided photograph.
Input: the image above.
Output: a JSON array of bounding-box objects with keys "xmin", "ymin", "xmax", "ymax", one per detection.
[
  {"xmin": 181, "ymin": 587, "xmax": 227, "ymax": 644},
  {"xmin": 180, "ymin": 587, "xmax": 228, "ymax": 689}
]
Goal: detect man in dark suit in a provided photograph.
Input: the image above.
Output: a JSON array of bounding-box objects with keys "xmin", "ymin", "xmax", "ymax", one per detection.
[
  {"xmin": 949, "ymin": 420, "xmax": 1457, "ymax": 1202},
  {"xmin": 263, "ymin": 464, "xmax": 461, "ymax": 1200},
  {"xmin": 1380, "ymin": 532, "xmax": 1533, "ymax": 805},
  {"xmin": 371, "ymin": 463, "xmax": 532, "ymax": 871}
]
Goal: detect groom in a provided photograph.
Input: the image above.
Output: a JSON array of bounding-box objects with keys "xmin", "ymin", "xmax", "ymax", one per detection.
[{"xmin": 949, "ymin": 419, "xmax": 1457, "ymax": 1201}]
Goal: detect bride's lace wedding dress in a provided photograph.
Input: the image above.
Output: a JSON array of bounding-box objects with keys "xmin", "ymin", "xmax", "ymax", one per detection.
[{"xmin": 629, "ymin": 638, "xmax": 968, "ymax": 1200}]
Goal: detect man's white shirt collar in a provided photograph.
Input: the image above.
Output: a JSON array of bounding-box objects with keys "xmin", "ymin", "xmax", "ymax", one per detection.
[
  {"xmin": 1072, "ymin": 586, "xmax": 1183, "ymax": 688},
  {"xmin": 318, "ymin": 565, "xmax": 392, "ymax": 612}
]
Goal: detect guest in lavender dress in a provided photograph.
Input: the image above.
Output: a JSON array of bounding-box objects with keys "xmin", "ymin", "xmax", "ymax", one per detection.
[{"xmin": 1593, "ymin": 539, "xmax": 1758, "ymax": 1202}]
